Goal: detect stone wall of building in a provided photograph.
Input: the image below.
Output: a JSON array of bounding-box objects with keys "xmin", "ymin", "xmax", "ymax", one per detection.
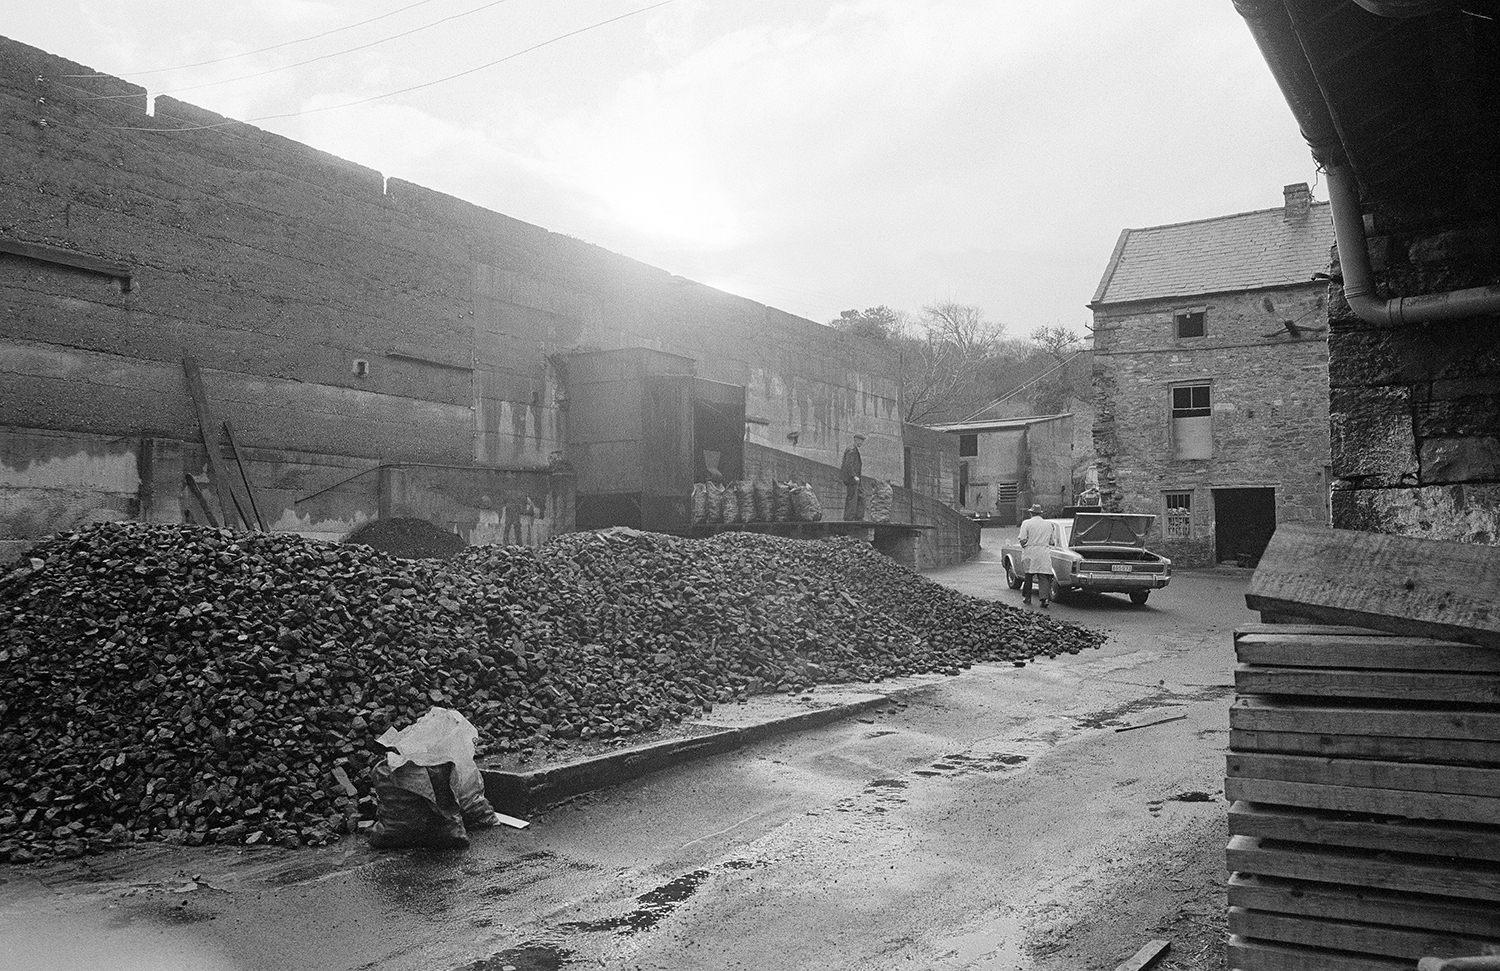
[
  {"xmin": 0, "ymin": 36, "xmax": 904, "ymax": 558},
  {"xmin": 1328, "ymin": 207, "xmax": 1500, "ymax": 544},
  {"xmin": 1091, "ymin": 285, "xmax": 1331, "ymax": 565}
]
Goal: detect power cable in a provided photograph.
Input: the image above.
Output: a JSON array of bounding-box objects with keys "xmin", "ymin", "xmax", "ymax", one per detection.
[
  {"xmin": 101, "ymin": 0, "xmax": 674, "ymax": 131},
  {"xmin": 61, "ymin": 0, "xmax": 446, "ymax": 79},
  {"xmin": 80, "ymin": 0, "xmax": 520, "ymax": 102}
]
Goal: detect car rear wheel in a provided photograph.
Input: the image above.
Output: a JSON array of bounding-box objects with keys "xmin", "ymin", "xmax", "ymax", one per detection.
[
  {"xmin": 1129, "ymin": 590, "xmax": 1149, "ymax": 606},
  {"xmin": 1004, "ymin": 560, "xmax": 1022, "ymax": 590}
]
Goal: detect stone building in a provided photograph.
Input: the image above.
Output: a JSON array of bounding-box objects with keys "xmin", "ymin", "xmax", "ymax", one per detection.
[
  {"xmin": 1237, "ymin": 0, "xmax": 1500, "ymax": 547},
  {"xmin": 1089, "ymin": 185, "xmax": 1335, "ymax": 566}
]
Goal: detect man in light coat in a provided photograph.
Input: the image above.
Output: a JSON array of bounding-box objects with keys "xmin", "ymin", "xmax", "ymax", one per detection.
[{"xmin": 1016, "ymin": 503, "xmax": 1057, "ymax": 607}]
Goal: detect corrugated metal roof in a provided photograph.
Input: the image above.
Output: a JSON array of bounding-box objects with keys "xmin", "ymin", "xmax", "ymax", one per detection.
[
  {"xmin": 1091, "ymin": 200, "xmax": 1333, "ymax": 306},
  {"xmin": 924, "ymin": 414, "xmax": 1072, "ymax": 434}
]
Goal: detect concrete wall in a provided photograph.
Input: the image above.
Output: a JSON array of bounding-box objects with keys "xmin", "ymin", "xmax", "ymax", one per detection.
[
  {"xmin": 901, "ymin": 423, "xmax": 959, "ymax": 507},
  {"xmin": 0, "ymin": 35, "xmax": 904, "ymax": 557},
  {"xmin": 1328, "ymin": 208, "xmax": 1500, "ymax": 544},
  {"xmin": 1091, "ymin": 285, "xmax": 1332, "ymax": 565}
]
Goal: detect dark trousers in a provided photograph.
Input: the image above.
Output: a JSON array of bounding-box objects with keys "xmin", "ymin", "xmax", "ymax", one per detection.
[
  {"xmin": 1022, "ymin": 572, "xmax": 1052, "ymax": 602},
  {"xmin": 844, "ymin": 482, "xmax": 863, "ymax": 521}
]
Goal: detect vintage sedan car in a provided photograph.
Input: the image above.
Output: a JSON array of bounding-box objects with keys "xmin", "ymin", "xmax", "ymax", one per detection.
[{"xmin": 1000, "ymin": 512, "xmax": 1172, "ymax": 605}]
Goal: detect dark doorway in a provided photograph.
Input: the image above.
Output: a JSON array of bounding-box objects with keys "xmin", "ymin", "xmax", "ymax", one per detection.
[{"xmin": 1213, "ymin": 487, "xmax": 1276, "ymax": 566}]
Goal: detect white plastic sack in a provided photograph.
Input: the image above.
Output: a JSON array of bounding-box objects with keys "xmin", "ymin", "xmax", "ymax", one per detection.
[{"xmin": 375, "ymin": 707, "xmax": 496, "ymax": 829}]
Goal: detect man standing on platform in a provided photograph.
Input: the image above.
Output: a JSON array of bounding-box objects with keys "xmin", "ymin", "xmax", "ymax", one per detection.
[{"xmin": 841, "ymin": 434, "xmax": 865, "ymax": 521}]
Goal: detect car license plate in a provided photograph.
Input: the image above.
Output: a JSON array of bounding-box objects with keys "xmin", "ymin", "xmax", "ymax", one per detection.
[{"xmin": 1111, "ymin": 564, "xmax": 1133, "ymax": 572}]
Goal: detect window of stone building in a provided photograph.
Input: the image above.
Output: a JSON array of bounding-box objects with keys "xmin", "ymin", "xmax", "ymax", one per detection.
[
  {"xmin": 1172, "ymin": 384, "xmax": 1211, "ymax": 418},
  {"xmin": 959, "ymin": 433, "xmax": 978, "ymax": 457},
  {"xmin": 1164, "ymin": 490, "xmax": 1193, "ymax": 539},
  {"xmin": 1174, "ymin": 309, "xmax": 1206, "ymax": 338},
  {"xmin": 1170, "ymin": 383, "xmax": 1213, "ymax": 459}
]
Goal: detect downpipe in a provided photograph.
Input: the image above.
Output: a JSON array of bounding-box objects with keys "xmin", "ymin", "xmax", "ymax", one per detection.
[{"xmin": 1327, "ymin": 163, "xmax": 1500, "ymax": 326}]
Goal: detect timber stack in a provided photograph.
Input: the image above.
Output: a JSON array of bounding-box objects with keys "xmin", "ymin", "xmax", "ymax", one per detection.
[{"xmin": 1225, "ymin": 523, "xmax": 1500, "ymax": 970}]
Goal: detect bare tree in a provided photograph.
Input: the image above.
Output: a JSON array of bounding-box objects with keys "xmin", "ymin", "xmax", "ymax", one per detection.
[
  {"xmin": 898, "ymin": 303, "xmax": 1008, "ymax": 424},
  {"xmin": 829, "ymin": 306, "xmax": 910, "ymax": 341},
  {"xmin": 1027, "ymin": 324, "xmax": 1086, "ymax": 415},
  {"xmin": 923, "ymin": 302, "xmax": 1004, "ymax": 360}
]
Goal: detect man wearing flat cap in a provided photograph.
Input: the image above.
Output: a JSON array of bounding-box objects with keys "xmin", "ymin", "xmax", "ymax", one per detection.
[
  {"xmin": 1016, "ymin": 503, "xmax": 1057, "ymax": 607},
  {"xmin": 841, "ymin": 434, "xmax": 865, "ymax": 521}
]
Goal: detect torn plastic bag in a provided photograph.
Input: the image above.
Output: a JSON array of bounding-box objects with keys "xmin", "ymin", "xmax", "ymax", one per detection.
[{"xmin": 368, "ymin": 707, "xmax": 502, "ymax": 848}]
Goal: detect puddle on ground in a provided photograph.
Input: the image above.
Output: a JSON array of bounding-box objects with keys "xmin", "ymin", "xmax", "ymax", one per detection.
[
  {"xmin": 560, "ymin": 869, "xmax": 710, "ymax": 934},
  {"xmin": 1074, "ymin": 683, "xmax": 1229, "ymax": 731},
  {"xmin": 107, "ymin": 898, "xmax": 219, "ymax": 926},
  {"xmin": 457, "ymin": 940, "xmax": 572, "ymax": 971},
  {"xmin": 557, "ymin": 857, "xmax": 764, "ymax": 936},
  {"xmin": 0, "ymin": 908, "xmax": 239, "ymax": 970}
]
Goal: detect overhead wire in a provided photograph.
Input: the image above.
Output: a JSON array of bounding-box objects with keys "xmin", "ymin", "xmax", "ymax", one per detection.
[
  {"xmin": 96, "ymin": 0, "xmax": 674, "ymax": 132},
  {"xmin": 60, "ymin": 0, "xmax": 447, "ymax": 79},
  {"xmin": 80, "ymin": 0, "xmax": 521, "ymax": 103}
]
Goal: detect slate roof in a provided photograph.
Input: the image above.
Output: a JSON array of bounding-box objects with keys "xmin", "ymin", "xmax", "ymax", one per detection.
[{"xmin": 1090, "ymin": 200, "xmax": 1333, "ymax": 306}]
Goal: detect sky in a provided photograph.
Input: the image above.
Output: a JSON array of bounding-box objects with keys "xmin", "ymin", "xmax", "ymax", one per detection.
[{"xmin": 5, "ymin": 0, "xmax": 1322, "ymax": 340}]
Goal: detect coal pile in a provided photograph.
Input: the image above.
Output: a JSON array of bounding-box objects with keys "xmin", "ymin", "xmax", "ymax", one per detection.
[
  {"xmin": 344, "ymin": 517, "xmax": 467, "ymax": 559},
  {"xmin": 0, "ymin": 523, "xmax": 1105, "ymax": 863}
]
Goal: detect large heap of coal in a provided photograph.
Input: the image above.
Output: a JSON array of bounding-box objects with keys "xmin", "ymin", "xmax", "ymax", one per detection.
[{"xmin": 0, "ymin": 523, "xmax": 1105, "ymax": 862}]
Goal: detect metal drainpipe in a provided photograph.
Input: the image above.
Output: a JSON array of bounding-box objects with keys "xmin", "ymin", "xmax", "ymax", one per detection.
[{"xmin": 1327, "ymin": 163, "xmax": 1500, "ymax": 326}]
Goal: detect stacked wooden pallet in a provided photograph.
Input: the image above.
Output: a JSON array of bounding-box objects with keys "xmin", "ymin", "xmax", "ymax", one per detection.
[{"xmin": 1227, "ymin": 525, "xmax": 1500, "ymax": 970}]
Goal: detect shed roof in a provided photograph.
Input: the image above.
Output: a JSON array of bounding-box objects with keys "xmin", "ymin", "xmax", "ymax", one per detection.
[
  {"xmin": 924, "ymin": 414, "xmax": 1072, "ymax": 434},
  {"xmin": 1090, "ymin": 200, "xmax": 1333, "ymax": 307}
]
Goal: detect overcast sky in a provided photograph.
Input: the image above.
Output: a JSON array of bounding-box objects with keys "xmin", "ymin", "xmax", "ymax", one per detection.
[{"xmin": 7, "ymin": 0, "xmax": 1321, "ymax": 339}]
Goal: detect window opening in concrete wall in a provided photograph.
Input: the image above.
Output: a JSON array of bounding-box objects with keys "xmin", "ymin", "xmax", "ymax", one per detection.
[
  {"xmin": 959, "ymin": 433, "xmax": 978, "ymax": 457},
  {"xmin": 1164, "ymin": 490, "xmax": 1192, "ymax": 540},
  {"xmin": 959, "ymin": 461, "xmax": 969, "ymax": 507},
  {"xmin": 1174, "ymin": 309, "xmax": 1206, "ymax": 338},
  {"xmin": 352, "ymin": 359, "xmax": 369, "ymax": 377},
  {"xmin": 1170, "ymin": 383, "xmax": 1213, "ymax": 460}
]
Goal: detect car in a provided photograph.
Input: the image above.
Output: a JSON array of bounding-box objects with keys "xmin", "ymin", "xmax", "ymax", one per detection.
[{"xmin": 999, "ymin": 512, "xmax": 1172, "ymax": 605}]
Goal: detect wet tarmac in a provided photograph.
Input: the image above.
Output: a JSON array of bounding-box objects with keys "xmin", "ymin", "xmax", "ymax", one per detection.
[{"xmin": 1, "ymin": 531, "xmax": 1255, "ymax": 971}]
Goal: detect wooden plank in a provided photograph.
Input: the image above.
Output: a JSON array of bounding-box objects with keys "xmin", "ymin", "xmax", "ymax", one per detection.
[
  {"xmin": 1235, "ymin": 634, "xmax": 1500, "ymax": 672},
  {"xmin": 1113, "ymin": 939, "xmax": 1170, "ymax": 971},
  {"xmin": 1227, "ymin": 752, "xmax": 1500, "ymax": 798},
  {"xmin": 1231, "ymin": 699, "xmax": 1500, "ymax": 743},
  {"xmin": 1226, "ymin": 835, "xmax": 1500, "ymax": 902},
  {"xmin": 1229, "ymin": 907, "xmax": 1500, "ymax": 962},
  {"xmin": 181, "ymin": 357, "xmax": 243, "ymax": 529},
  {"xmin": 1230, "ymin": 729, "xmax": 1500, "ymax": 767},
  {"xmin": 1245, "ymin": 523, "xmax": 1500, "ymax": 649},
  {"xmin": 1237, "ymin": 623, "xmax": 1396, "ymax": 638},
  {"xmin": 1235, "ymin": 665, "xmax": 1500, "ymax": 704},
  {"xmin": 181, "ymin": 474, "xmax": 219, "ymax": 528},
  {"xmin": 223, "ymin": 420, "xmax": 269, "ymax": 531},
  {"xmin": 1225, "ymin": 776, "xmax": 1500, "ymax": 826},
  {"xmin": 1229, "ymin": 802, "xmax": 1500, "ymax": 863},
  {"xmin": 0, "ymin": 237, "xmax": 132, "ymax": 282},
  {"xmin": 1227, "ymin": 935, "xmax": 1410, "ymax": 971},
  {"xmin": 1228, "ymin": 874, "xmax": 1500, "ymax": 938}
]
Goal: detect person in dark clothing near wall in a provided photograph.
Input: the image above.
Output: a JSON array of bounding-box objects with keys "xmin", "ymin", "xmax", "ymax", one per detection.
[{"xmin": 841, "ymin": 434, "xmax": 865, "ymax": 520}]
